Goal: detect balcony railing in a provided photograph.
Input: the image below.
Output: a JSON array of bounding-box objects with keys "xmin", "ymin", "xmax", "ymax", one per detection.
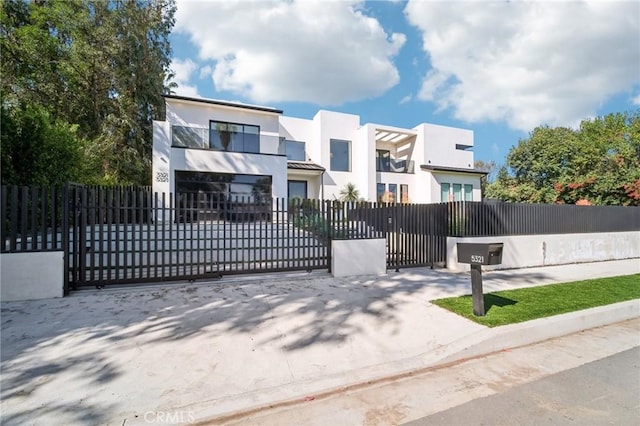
[
  {"xmin": 376, "ymin": 158, "xmax": 415, "ymax": 173},
  {"xmin": 171, "ymin": 125, "xmax": 260, "ymax": 153},
  {"xmin": 172, "ymin": 125, "xmax": 208, "ymax": 149}
]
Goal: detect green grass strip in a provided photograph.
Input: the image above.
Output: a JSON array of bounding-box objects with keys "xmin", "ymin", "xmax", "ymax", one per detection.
[{"xmin": 432, "ymin": 274, "xmax": 640, "ymax": 328}]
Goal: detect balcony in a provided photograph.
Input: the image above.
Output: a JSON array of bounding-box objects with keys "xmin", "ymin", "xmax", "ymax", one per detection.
[
  {"xmin": 171, "ymin": 124, "xmax": 260, "ymax": 153},
  {"xmin": 376, "ymin": 158, "xmax": 415, "ymax": 174}
]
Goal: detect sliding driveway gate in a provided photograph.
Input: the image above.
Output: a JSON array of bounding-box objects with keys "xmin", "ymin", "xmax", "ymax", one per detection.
[{"xmin": 1, "ymin": 184, "xmax": 449, "ymax": 292}]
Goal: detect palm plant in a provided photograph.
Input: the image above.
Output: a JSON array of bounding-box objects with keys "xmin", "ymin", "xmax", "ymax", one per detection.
[{"xmin": 339, "ymin": 182, "xmax": 360, "ymax": 202}]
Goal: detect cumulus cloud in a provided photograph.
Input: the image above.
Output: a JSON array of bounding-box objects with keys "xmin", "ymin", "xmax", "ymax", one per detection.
[
  {"xmin": 170, "ymin": 58, "xmax": 200, "ymax": 97},
  {"xmin": 174, "ymin": 0, "xmax": 405, "ymax": 105},
  {"xmin": 405, "ymin": 1, "xmax": 640, "ymax": 131}
]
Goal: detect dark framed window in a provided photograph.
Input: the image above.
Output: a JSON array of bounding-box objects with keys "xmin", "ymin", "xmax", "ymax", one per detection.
[
  {"xmin": 209, "ymin": 120, "xmax": 260, "ymax": 153},
  {"xmin": 377, "ymin": 183, "xmax": 386, "ymax": 202},
  {"xmin": 441, "ymin": 183, "xmax": 451, "ymax": 202},
  {"xmin": 464, "ymin": 184, "xmax": 473, "ymax": 201},
  {"xmin": 284, "ymin": 140, "xmax": 306, "ymax": 161},
  {"xmin": 376, "ymin": 149, "xmax": 391, "ymax": 172},
  {"xmin": 288, "ymin": 180, "xmax": 308, "ymax": 199},
  {"xmin": 400, "ymin": 184, "xmax": 409, "ymax": 203},
  {"xmin": 388, "ymin": 184, "xmax": 397, "ymax": 203},
  {"xmin": 453, "ymin": 183, "xmax": 462, "ymax": 202},
  {"xmin": 175, "ymin": 171, "xmax": 272, "ymax": 203},
  {"xmin": 330, "ymin": 139, "xmax": 351, "ymax": 171}
]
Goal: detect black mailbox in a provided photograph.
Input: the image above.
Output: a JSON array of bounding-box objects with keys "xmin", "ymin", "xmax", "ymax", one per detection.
[
  {"xmin": 457, "ymin": 243, "xmax": 503, "ymax": 266},
  {"xmin": 456, "ymin": 242, "xmax": 504, "ymax": 317}
]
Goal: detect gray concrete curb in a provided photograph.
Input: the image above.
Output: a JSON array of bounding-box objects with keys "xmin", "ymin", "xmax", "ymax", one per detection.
[{"xmin": 194, "ymin": 300, "xmax": 640, "ymax": 424}]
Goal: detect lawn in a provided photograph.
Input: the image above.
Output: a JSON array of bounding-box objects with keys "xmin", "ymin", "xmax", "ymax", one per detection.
[{"xmin": 432, "ymin": 274, "xmax": 640, "ymax": 327}]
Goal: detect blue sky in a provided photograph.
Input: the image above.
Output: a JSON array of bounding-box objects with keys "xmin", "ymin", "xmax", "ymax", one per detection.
[{"xmin": 168, "ymin": 0, "xmax": 640, "ymax": 166}]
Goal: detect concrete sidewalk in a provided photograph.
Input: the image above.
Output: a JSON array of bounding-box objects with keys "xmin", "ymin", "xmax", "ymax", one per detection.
[{"xmin": 1, "ymin": 259, "xmax": 638, "ymax": 425}]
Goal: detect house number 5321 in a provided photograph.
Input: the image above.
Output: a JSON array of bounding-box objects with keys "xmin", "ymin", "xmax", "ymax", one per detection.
[{"xmin": 470, "ymin": 255, "xmax": 484, "ymax": 263}]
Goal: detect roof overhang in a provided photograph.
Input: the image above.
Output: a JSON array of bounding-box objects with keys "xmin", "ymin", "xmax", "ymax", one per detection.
[
  {"xmin": 163, "ymin": 94, "xmax": 283, "ymax": 115},
  {"xmin": 420, "ymin": 164, "xmax": 488, "ymax": 175},
  {"xmin": 287, "ymin": 161, "xmax": 325, "ymax": 175}
]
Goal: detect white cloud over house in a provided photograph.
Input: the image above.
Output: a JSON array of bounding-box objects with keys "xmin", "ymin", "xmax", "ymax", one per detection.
[
  {"xmin": 174, "ymin": 0, "xmax": 405, "ymax": 105},
  {"xmin": 405, "ymin": 1, "xmax": 640, "ymax": 131},
  {"xmin": 169, "ymin": 58, "xmax": 201, "ymax": 98}
]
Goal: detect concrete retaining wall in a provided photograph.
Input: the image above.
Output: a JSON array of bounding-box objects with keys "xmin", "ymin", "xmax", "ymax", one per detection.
[
  {"xmin": 1, "ymin": 251, "xmax": 64, "ymax": 301},
  {"xmin": 447, "ymin": 231, "xmax": 640, "ymax": 272},
  {"xmin": 332, "ymin": 239, "xmax": 386, "ymax": 277}
]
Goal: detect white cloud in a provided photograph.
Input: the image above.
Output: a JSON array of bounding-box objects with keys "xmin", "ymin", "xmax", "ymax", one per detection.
[
  {"xmin": 405, "ymin": 1, "xmax": 640, "ymax": 131},
  {"xmin": 633, "ymin": 93, "xmax": 640, "ymax": 106},
  {"xmin": 170, "ymin": 58, "xmax": 200, "ymax": 97},
  {"xmin": 174, "ymin": 0, "xmax": 405, "ymax": 105},
  {"xmin": 399, "ymin": 94, "xmax": 412, "ymax": 104}
]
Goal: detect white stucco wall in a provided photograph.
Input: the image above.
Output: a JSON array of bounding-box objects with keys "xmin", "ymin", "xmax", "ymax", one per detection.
[
  {"xmin": 316, "ymin": 110, "xmax": 362, "ymax": 200},
  {"xmin": 332, "ymin": 239, "xmax": 387, "ymax": 277},
  {"xmin": 419, "ymin": 123, "xmax": 474, "ymax": 170},
  {"xmin": 447, "ymin": 232, "xmax": 640, "ymax": 271},
  {"xmin": 1, "ymin": 251, "xmax": 64, "ymax": 301}
]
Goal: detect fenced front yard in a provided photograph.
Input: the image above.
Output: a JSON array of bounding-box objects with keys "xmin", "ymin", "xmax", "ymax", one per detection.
[{"xmin": 2, "ymin": 183, "xmax": 638, "ymax": 294}]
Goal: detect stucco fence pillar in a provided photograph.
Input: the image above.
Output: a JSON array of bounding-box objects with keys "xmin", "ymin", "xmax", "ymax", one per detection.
[
  {"xmin": 1, "ymin": 251, "xmax": 64, "ymax": 302},
  {"xmin": 331, "ymin": 238, "xmax": 387, "ymax": 278}
]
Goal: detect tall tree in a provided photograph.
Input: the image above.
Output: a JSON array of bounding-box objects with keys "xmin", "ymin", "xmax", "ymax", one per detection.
[
  {"xmin": 0, "ymin": 0, "xmax": 176, "ymax": 186},
  {"xmin": 485, "ymin": 112, "xmax": 640, "ymax": 206}
]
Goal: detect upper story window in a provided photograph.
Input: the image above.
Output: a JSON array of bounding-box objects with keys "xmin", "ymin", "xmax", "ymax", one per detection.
[
  {"xmin": 209, "ymin": 120, "xmax": 260, "ymax": 153},
  {"xmin": 284, "ymin": 140, "xmax": 306, "ymax": 161},
  {"xmin": 330, "ymin": 139, "xmax": 351, "ymax": 172},
  {"xmin": 376, "ymin": 149, "xmax": 391, "ymax": 172}
]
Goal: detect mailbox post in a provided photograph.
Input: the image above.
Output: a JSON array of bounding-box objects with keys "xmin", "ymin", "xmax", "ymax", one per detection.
[{"xmin": 456, "ymin": 243, "xmax": 504, "ymax": 316}]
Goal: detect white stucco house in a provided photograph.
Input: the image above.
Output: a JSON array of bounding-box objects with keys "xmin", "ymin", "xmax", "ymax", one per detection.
[{"xmin": 152, "ymin": 94, "xmax": 486, "ymax": 214}]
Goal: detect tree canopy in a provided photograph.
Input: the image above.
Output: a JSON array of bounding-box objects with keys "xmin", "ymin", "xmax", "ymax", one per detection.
[
  {"xmin": 485, "ymin": 111, "xmax": 640, "ymax": 206},
  {"xmin": 1, "ymin": 0, "xmax": 176, "ymax": 186}
]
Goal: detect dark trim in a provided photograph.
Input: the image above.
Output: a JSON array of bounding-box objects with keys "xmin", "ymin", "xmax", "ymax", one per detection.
[
  {"xmin": 287, "ymin": 161, "xmax": 325, "ymax": 171},
  {"xmin": 421, "ymin": 164, "xmax": 488, "ymax": 175},
  {"xmin": 163, "ymin": 94, "xmax": 283, "ymax": 114}
]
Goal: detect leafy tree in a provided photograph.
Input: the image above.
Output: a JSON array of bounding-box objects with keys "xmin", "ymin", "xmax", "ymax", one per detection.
[
  {"xmin": 1, "ymin": 0, "xmax": 176, "ymax": 185},
  {"xmin": 486, "ymin": 112, "xmax": 640, "ymax": 206},
  {"xmin": 474, "ymin": 159, "xmax": 498, "ymax": 196},
  {"xmin": 1, "ymin": 101, "xmax": 84, "ymax": 186}
]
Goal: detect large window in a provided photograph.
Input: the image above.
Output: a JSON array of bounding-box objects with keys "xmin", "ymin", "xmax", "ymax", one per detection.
[
  {"xmin": 330, "ymin": 139, "xmax": 351, "ymax": 171},
  {"xmin": 288, "ymin": 180, "xmax": 308, "ymax": 199},
  {"xmin": 441, "ymin": 182, "xmax": 474, "ymax": 202},
  {"xmin": 175, "ymin": 171, "xmax": 272, "ymax": 203},
  {"xmin": 376, "ymin": 149, "xmax": 391, "ymax": 172},
  {"xmin": 209, "ymin": 121, "xmax": 260, "ymax": 153},
  {"xmin": 284, "ymin": 140, "xmax": 306, "ymax": 161}
]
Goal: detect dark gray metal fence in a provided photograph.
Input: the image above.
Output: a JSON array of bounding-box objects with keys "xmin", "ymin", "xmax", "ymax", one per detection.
[
  {"xmin": 348, "ymin": 203, "xmax": 448, "ymax": 269},
  {"xmin": 6, "ymin": 184, "xmax": 636, "ymax": 293},
  {"xmin": 1, "ymin": 185, "xmax": 66, "ymax": 252},
  {"xmin": 447, "ymin": 201, "xmax": 640, "ymax": 237}
]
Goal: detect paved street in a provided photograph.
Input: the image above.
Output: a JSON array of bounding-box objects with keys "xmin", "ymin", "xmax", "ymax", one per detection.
[
  {"xmin": 226, "ymin": 318, "xmax": 640, "ymax": 426},
  {"xmin": 405, "ymin": 347, "xmax": 640, "ymax": 426}
]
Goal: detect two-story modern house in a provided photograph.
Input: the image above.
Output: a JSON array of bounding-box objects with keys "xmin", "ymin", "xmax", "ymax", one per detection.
[{"xmin": 152, "ymin": 94, "xmax": 486, "ymax": 216}]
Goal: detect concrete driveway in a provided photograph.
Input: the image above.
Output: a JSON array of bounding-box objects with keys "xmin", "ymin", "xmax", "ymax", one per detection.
[{"xmin": 1, "ymin": 259, "xmax": 638, "ymax": 425}]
